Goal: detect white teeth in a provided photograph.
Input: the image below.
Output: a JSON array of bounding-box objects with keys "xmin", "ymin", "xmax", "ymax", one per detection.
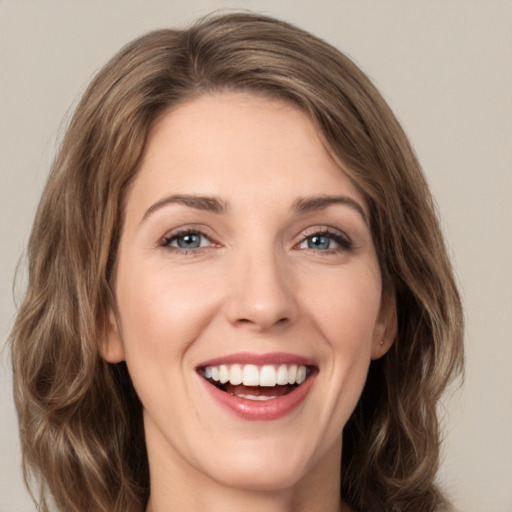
[
  {"xmin": 259, "ymin": 365, "xmax": 277, "ymax": 387},
  {"xmin": 229, "ymin": 364, "xmax": 243, "ymax": 385},
  {"xmin": 288, "ymin": 364, "xmax": 297, "ymax": 384},
  {"xmin": 242, "ymin": 364, "xmax": 260, "ymax": 386},
  {"xmin": 236, "ymin": 394, "xmax": 278, "ymax": 401},
  {"xmin": 296, "ymin": 365, "xmax": 307, "ymax": 385},
  {"xmin": 219, "ymin": 365, "xmax": 229, "ymax": 384},
  {"xmin": 276, "ymin": 364, "xmax": 289, "ymax": 385},
  {"xmin": 201, "ymin": 363, "xmax": 310, "ymax": 387}
]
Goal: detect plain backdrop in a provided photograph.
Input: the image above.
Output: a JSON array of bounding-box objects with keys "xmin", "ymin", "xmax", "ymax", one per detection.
[{"xmin": 1, "ymin": 1, "xmax": 511, "ymax": 511}]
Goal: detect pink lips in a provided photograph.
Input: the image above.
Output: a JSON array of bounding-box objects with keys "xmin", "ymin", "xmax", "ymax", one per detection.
[
  {"xmin": 199, "ymin": 352, "xmax": 315, "ymax": 367},
  {"xmin": 197, "ymin": 352, "xmax": 317, "ymax": 421}
]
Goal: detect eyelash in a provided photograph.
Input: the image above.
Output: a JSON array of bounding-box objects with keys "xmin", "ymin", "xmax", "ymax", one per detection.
[
  {"xmin": 160, "ymin": 229, "xmax": 214, "ymax": 255},
  {"xmin": 297, "ymin": 228, "xmax": 352, "ymax": 253},
  {"xmin": 160, "ymin": 227, "xmax": 352, "ymax": 254}
]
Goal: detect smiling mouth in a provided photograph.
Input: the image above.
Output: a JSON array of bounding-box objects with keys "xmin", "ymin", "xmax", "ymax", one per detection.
[{"xmin": 198, "ymin": 363, "xmax": 314, "ymax": 401}]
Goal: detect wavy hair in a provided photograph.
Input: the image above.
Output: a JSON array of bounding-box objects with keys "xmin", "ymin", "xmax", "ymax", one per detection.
[{"xmin": 10, "ymin": 12, "xmax": 463, "ymax": 512}]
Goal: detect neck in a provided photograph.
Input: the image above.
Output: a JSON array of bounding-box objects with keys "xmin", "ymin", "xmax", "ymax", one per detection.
[
  {"xmin": 146, "ymin": 487, "xmax": 343, "ymax": 512},
  {"xmin": 145, "ymin": 485, "xmax": 345, "ymax": 512},
  {"xmin": 144, "ymin": 428, "xmax": 345, "ymax": 512}
]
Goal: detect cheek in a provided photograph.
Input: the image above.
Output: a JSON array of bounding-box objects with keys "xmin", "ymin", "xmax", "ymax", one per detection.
[
  {"xmin": 114, "ymin": 262, "xmax": 221, "ymax": 373},
  {"xmin": 303, "ymin": 264, "xmax": 382, "ymax": 348},
  {"xmin": 302, "ymin": 266, "xmax": 382, "ymax": 420},
  {"xmin": 113, "ymin": 267, "xmax": 225, "ymax": 428}
]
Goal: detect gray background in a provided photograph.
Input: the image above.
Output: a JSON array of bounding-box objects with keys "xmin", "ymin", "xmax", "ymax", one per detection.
[{"xmin": 1, "ymin": 1, "xmax": 511, "ymax": 511}]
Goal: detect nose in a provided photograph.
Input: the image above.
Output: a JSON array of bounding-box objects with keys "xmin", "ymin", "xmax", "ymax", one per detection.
[{"xmin": 224, "ymin": 248, "xmax": 298, "ymax": 332}]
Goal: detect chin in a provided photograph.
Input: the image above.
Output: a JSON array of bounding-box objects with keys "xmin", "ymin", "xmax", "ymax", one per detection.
[
  {"xmin": 200, "ymin": 435, "xmax": 330, "ymax": 493},
  {"xmin": 211, "ymin": 457, "xmax": 308, "ymax": 492}
]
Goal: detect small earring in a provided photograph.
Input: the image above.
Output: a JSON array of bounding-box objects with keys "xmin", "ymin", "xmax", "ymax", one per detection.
[{"xmin": 379, "ymin": 339, "xmax": 384, "ymax": 346}]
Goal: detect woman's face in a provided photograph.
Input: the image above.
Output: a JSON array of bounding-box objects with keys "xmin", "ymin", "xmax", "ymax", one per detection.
[{"xmin": 103, "ymin": 93, "xmax": 395, "ymax": 494}]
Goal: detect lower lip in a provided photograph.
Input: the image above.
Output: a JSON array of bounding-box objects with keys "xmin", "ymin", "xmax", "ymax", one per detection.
[{"xmin": 199, "ymin": 374, "xmax": 316, "ymax": 421}]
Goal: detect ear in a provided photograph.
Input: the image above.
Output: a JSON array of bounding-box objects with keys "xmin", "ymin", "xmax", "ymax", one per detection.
[
  {"xmin": 99, "ymin": 308, "xmax": 126, "ymax": 363},
  {"xmin": 371, "ymin": 288, "xmax": 397, "ymax": 360}
]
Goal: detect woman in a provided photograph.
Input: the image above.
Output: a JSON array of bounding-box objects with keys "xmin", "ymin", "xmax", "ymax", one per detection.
[{"xmin": 10, "ymin": 12, "xmax": 463, "ymax": 512}]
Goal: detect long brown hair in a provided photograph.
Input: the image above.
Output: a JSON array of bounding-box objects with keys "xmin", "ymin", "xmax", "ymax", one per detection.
[{"xmin": 10, "ymin": 12, "xmax": 463, "ymax": 512}]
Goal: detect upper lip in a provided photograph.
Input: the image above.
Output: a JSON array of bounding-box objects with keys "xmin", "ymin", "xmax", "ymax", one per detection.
[{"xmin": 197, "ymin": 352, "xmax": 317, "ymax": 369}]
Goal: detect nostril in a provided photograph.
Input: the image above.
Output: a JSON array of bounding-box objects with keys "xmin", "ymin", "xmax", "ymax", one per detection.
[{"xmin": 235, "ymin": 316, "xmax": 289, "ymax": 329}]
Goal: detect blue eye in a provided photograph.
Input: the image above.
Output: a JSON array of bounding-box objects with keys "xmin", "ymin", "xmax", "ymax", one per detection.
[
  {"xmin": 305, "ymin": 235, "xmax": 334, "ymax": 250},
  {"xmin": 162, "ymin": 230, "xmax": 211, "ymax": 250},
  {"xmin": 299, "ymin": 230, "xmax": 351, "ymax": 251}
]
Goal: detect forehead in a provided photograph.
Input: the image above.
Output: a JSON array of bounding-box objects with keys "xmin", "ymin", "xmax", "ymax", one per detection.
[{"xmin": 126, "ymin": 92, "xmax": 367, "ymax": 216}]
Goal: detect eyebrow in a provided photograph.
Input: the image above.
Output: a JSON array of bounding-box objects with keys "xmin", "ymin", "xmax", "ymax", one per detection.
[
  {"xmin": 141, "ymin": 194, "xmax": 227, "ymax": 223},
  {"xmin": 141, "ymin": 193, "xmax": 368, "ymax": 225},
  {"xmin": 293, "ymin": 195, "xmax": 368, "ymax": 224}
]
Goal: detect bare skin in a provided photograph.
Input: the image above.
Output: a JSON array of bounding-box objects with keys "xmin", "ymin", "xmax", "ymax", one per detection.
[{"xmin": 102, "ymin": 93, "xmax": 395, "ymax": 512}]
